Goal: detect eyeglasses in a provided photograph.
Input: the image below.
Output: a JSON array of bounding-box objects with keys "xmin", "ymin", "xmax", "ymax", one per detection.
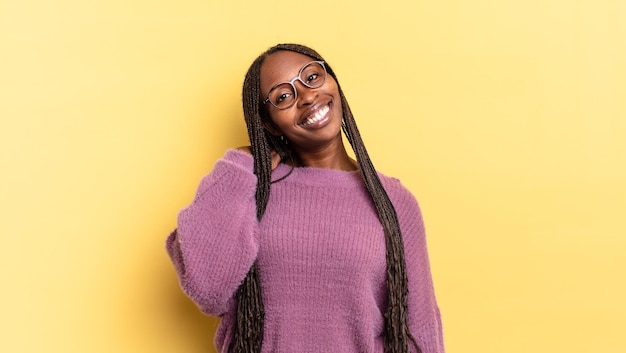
[{"xmin": 263, "ymin": 61, "xmax": 327, "ymax": 110}]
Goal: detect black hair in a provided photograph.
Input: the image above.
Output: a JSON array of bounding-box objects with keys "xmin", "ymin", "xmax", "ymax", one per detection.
[{"xmin": 234, "ymin": 43, "xmax": 420, "ymax": 353}]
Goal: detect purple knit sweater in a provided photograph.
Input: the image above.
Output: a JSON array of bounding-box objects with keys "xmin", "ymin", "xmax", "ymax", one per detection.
[{"xmin": 166, "ymin": 149, "xmax": 444, "ymax": 353}]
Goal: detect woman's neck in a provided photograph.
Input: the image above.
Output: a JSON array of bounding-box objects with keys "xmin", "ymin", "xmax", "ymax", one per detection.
[{"xmin": 288, "ymin": 138, "xmax": 356, "ymax": 171}]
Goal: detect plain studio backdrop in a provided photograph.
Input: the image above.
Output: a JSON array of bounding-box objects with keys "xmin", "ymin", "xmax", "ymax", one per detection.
[{"xmin": 1, "ymin": 1, "xmax": 624, "ymax": 352}]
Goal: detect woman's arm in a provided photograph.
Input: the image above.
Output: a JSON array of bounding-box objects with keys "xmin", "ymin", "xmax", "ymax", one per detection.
[
  {"xmin": 388, "ymin": 179, "xmax": 445, "ymax": 353},
  {"xmin": 166, "ymin": 150, "xmax": 259, "ymax": 316}
]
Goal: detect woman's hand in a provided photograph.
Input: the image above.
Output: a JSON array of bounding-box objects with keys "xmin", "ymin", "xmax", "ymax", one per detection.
[{"xmin": 236, "ymin": 146, "xmax": 281, "ymax": 170}]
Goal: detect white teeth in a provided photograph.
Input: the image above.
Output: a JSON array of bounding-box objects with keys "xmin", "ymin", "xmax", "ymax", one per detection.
[{"xmin": 301, "ymin": 105, "xmax": 330, "ymax": 126}]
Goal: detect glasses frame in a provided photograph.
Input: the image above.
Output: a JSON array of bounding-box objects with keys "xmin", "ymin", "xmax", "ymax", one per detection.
[{"xmin": 263, "ymin": 60, "xmax": 327, "ymax": 110}]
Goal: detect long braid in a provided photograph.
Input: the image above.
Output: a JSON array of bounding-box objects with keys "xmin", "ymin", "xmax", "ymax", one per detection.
[
  {"xmin": 231, "ymin": 56, "xmax": 269, "ymax": 353},
  {"xmin": 235, "ymin": 43, "xmax": 421, "ymax": 353},
  {"xmin": 340, "ymin": 88, "xmax": 422, "ymax": 353}
]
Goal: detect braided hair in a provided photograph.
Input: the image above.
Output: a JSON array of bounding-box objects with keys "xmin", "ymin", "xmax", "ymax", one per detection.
[{"xmin": 234, "ymin": 43, "xmax": 421, "ymax": 353}]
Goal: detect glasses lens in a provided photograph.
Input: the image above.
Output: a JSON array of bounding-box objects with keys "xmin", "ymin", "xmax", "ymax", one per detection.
[
  {"xmin": 268, "ymin": 84, "xmax": 295, "ymax": 109},
  {"xmin": 299, "ymin": 62, "xmax": 326, "ymax": 89}
]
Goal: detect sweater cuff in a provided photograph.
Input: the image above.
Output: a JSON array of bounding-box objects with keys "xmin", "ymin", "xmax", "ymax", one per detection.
[
  {"xmin": 193, "ymin": 149, "xmax": 256, "ymax": 199},
  {"xmin": 222, "ymin": 149, "xmax": 255, "ymax": 173}
]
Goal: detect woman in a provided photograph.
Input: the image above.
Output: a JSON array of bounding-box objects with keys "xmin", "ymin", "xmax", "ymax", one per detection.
[{"xmin": 166, "ymin": 43, "xmax": 444, "ymax": 353}]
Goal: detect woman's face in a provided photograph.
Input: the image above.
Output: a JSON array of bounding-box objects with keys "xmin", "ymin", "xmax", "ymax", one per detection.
[{"xmin": 259, "ymin": 50, "xmax": 344, "ymax": 153}]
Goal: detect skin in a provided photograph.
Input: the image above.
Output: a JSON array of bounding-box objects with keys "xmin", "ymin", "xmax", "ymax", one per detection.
[{"xmin": 256, "ymin": 50, "xmax": 357, "ymax": 171}]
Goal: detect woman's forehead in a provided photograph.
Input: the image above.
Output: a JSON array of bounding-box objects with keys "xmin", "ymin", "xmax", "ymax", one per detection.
[{"xmin": 260, "ymin": 51, "xmax": 315, "ymax": 90}]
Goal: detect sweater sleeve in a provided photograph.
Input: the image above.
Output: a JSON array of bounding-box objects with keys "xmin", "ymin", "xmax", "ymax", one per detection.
[
  {"xmin": 386, "ymin": 179, "xmax": 445, "ymax": 353},
  {"xmin": 166, "ymin": 149, "xmax": 259, "ymax": 316}
]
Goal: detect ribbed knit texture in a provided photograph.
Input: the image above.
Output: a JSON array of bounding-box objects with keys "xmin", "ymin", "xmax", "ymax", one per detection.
[{"xmin": 166, "ymin": 149, "xmax": 445, "ymax": 353}]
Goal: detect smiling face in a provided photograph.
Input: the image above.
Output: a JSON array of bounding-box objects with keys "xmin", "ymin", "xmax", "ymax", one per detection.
[{"xmin": 259, "ymin": 50, "xmax": 344, "ymax": 153}]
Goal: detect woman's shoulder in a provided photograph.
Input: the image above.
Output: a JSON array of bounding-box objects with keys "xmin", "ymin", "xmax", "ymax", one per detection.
[
  {"xmin": 378, "ymin": 171, "xmax": 411, "ymax": 195},
  {"xmin": 378, "ymin": 171, "xmax": 421, "ymax": 210}
]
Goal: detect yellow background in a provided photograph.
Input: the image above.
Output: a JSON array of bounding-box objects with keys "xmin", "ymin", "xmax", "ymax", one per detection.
[{"xmin": 1, "ymin": 0, "xmax": 624, "ymax": 352}]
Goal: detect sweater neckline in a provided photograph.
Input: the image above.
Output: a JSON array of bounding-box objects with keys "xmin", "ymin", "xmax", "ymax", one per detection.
[
  {"xmin": 227, "ymin": 149, "xmax": 365, "ymax": 189},
  {"xmin": 273, "ymin": 160, "xmax": 364, "ymax": 188}
]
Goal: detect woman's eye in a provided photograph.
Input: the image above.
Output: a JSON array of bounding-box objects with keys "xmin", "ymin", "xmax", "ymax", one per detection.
[
  {"xmin": 275, "ymin": 92, "xmax": 291, "ymax": 103},
  {"xmin": 306, "ymin": 73, "xmax": 318, "ymax": 83}
]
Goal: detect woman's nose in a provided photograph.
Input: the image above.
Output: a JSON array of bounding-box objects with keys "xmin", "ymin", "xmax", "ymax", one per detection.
[{"xmin": 295, "ymin": 82, "xmax": 318, "ymax": 107}]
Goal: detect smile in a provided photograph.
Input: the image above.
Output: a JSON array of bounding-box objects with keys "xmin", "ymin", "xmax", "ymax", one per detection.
[{"xmin": 299, "ymin": 104, "xmax": 330, "ymax": 126}]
